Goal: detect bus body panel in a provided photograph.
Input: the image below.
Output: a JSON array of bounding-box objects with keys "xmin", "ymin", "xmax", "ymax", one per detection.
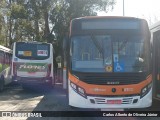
[
  {"xmin": 68, "ymin": 73, "xmax": 152, "ymax": 108},
  {"xmin": 0, "ymin": 45, "xmax": 12, "ymax": 73},
  {"xmin": 0, "ymin": 45, "xmax": 12, "ymax": 91},
  {"xmin": 14, "ymin": 61, "xmax": 51, "ymax": 77},
  {"xmin": 69, "ymin": 82, "xmax": 152, "ymax": 108},
  {"xmin": 69, "ymin": 73, "xmax": 152, "ymax": 96}
]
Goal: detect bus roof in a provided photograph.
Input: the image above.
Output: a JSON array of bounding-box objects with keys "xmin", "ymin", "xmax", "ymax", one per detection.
[
  {"xmin": 0, "ymin": 45, "xmax": 12, "ymax": 53},
  {"xmin": 15, "ymin": 41, "xmax": 51, "ymax": 45},
  {"xmin": 72, "ymin": 16, "xmax": 145, "ymax": 21}
]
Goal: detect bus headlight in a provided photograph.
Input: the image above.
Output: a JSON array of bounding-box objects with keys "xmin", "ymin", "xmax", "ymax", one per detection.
[
  {"xmin": 78, "ymin": 87, "xmax": 85, "ymax": 94},
  {"xmin": 70, "ymin": 82, "xmax": 77, "ymax": 90},
  {"xmin": 70, "ymin": 81, "xmax": 87, "ymax": 99},
  {"xmin": 142, "ymin": 87, "xmax": 147, "ymax": 93},
  {"xmin": 140, "ymin": 82, "xmax": 152, "ymax": 98}
]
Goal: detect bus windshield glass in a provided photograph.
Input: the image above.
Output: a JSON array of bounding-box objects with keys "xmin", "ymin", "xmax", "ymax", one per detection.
[
  {"xmin": 15, "ymin": 42, "xmax": 50, "ymax": 60},
  {"xmin": 71, "ymin": 35, "xmax": 149, "ymax": 73}
]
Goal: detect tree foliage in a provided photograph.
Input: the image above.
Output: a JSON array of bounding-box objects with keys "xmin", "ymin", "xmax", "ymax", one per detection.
[{"xmin": 0, "ymin": 0, "xmax": 115, "ymax": 51}]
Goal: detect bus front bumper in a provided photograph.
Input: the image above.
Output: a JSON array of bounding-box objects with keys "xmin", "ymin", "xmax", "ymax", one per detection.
[
  {"xmin": 69, "ymin": 85, "xmax": 152, "ymax": 109},
  {"xmin": 12, "ymin": 76, "xmax": 53, "ymax": 85}
]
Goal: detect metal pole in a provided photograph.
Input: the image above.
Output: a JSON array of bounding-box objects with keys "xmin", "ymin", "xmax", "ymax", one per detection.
[{"xmin": 123, "ymin": 0, "xmax": 125, "ymax": 16}]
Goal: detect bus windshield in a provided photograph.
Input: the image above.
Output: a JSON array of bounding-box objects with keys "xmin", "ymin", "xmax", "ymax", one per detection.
[
  {"xmin": 15, "ymin": 42, "xmax": 50, "ymax": 60},
  {"xmin": 71, "ymin": 34, "xmax": 149, "ymax": 73}
]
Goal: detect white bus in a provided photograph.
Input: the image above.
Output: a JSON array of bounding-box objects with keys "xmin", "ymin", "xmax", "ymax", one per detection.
[
  {"xmin": 11, "ymin": 41, "xmax": 54, "ymax": 88},
  {"xmin": 0, "ymin": 45, "xmax": 12, "ymax": 91}
]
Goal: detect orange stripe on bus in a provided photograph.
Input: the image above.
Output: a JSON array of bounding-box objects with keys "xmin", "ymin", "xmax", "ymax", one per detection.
[{"xmin": 69, "ymin": 72, "xmax": 152, "ymax": 95}]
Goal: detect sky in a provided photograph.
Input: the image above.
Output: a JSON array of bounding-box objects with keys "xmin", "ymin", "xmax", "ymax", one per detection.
[{"xmin": 98, "ymin": 0, "xmax": 160, "ymax": 26}]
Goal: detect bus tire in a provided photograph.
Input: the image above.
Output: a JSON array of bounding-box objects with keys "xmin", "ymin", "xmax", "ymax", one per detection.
[{"xmin": 0, "ymin": 78, "xmax": 4, "ymax": 92}]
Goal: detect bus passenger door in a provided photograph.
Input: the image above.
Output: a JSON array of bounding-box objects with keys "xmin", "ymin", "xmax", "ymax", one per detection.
[{"xmin": 153, "ymin": 30, "xmax": 160, "ymax": 100}]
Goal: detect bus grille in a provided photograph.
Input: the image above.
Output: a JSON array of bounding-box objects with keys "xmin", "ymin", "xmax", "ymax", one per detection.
[
  {"xmin": 74, "ymin": 73, "xmax": 147, "ymax": 85},
  {"xmin": 94, "ymin": 97, "xmax": 133, "ymax": 104}
]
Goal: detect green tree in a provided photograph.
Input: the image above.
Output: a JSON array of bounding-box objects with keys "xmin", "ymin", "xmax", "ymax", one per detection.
[
  {"xmin": 0, "ymin": 0, "xmax": 115, "ymax": 49},
  {"xmin": 0, "ymin": 0, "xmax": 8, "ymax": 46}
]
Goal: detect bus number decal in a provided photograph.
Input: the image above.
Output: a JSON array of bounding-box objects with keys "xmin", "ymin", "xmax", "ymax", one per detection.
[
  {"xmin": 37, "ymin": 50, "xmax": 48, "ymax": 56},
  {"xmin": 24, "ymin": 51, "xmax": 32, "ymax": 56}
]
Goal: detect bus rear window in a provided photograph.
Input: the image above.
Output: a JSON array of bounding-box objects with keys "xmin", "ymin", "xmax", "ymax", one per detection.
[{"xmin": 15, "ymin": 42, "xmax": 50, "ymax": 60}]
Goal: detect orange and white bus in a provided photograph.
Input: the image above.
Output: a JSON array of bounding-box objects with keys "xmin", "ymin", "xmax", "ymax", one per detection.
[
  {"xmin": 64, "ymin": 16, "xmax": 152, "ymax": 109},
  {"xmin": 11, "ymin": 41, "xmax": 54, "ymax": 89}
]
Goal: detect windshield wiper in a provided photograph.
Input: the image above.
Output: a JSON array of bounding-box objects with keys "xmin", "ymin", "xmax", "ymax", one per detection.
[
  {"xmin": 90, "ymin": 35, "xmax": 105, "ymax": 64},
  {"xmin": 118, "ymin": 37, "xmax": 129, "ymax": 51}
]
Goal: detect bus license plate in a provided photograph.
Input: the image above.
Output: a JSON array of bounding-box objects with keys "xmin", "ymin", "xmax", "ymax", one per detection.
[{"xmin": 106, "ymin": 100, "xmax": 122, "ymax": 104}]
